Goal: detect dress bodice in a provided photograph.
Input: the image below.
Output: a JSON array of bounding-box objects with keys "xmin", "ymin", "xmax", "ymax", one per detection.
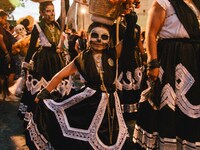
[{"xmin": 74, "ymin": 48, "xmax": 117, "ymax": 92}]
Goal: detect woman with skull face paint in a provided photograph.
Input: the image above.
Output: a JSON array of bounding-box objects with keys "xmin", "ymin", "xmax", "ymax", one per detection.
[
  {"xmin": 23, "ymin": 12, "xmax": 137, "ymax": 149},
  {"xmin": 17, "ymin": 1, "xmax": 71, "ymax": 149}
]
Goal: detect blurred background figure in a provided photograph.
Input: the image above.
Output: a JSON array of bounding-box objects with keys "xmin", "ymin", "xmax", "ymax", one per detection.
[
  {"xmin": 13, "ymin": 24, "xmax": 27, "ymax": 40},
  {"xmin": 0, "ymin": 9, "xmax": 19, "ymax": 101},
  {"xmin": 75, "ymin": 30, "xmax": 87, "ymax": 53},
  {"xmin": 17, "ymin": 15, "xmax": 34, "ymax": 35},
  {"xmin": 68, "ymin": 28, "xmax": 80, "ymax": 60}
]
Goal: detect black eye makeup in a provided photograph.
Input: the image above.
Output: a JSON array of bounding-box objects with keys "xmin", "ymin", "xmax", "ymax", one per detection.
[
  {"xmin": 91, "ymin": 33, "xmax": 109, "ymax": 40},
  {"xmin": 91, "ymin": 33, "xmax": 99, "ymax": 38},
  {"xmin": 101, "ymin": 34, "xmax": 109, "ymax": 40}
]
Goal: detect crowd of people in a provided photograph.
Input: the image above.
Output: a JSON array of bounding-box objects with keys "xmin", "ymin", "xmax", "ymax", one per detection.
[{"xmin": 0, "ymin": 0, "xmax": 200, "ymax": 149}]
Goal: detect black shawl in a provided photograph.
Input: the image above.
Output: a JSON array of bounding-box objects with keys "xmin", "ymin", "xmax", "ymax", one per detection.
[{"xmin": 169, "ymin": 0, "xmax": 200, "ymax": 39}]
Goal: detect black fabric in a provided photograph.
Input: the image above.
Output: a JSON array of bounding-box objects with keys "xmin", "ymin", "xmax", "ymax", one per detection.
[
  {"xmin": 169, "ymin": 0, "xmax": 200, "ymax": 38},
  {"xmin": 36, "ymin": 88, "xmax": 51, "ymax": 100},
  {"xmin": 193, "ymin": 0, "xmax": 200, "ymax": 11},
  {"xmin": 0, "ymin": 25, "xmax": 17, "ymax": 75},
  {"xmin": 24, "ymin": 25, "xmax": 39, "ymax": 63},
  {"xmin": 29, "ymin": 48, "xmax": 128, "ymax": 149},
  {"xmin": 119, "ymin": 12, "xmax": 140, "ymax": 73},
  {"xmin": 68, "ymin": 34, "xmax": 80, "ymax": 60},
  {"xmin": 158, "ymin": 38, "xmax": 200, "ymax": 139},
  {"xmin": 74, "ymin": 48, "xmax": 117, "ymax": 91},
  {"xmin": 77, "ymin": 38, "xmax": 87, "ymax": 51},
  {"xmin": 134, "ymin": 1, "xmax": 200, "ymax": 149},
  {"xmin": 118, "ymin": 12, "xmax": 142, "ymax": 104},
  {"xmin": 25, "ymin": 20, "xmax": 61, "ymax": 63},
  {"xmin": 30, "ymin": 46, "xmax": 63, "ymax": 81},
  {"xmin": 19, "ymin": 19, "xmax": 64, "ymax": 150}
]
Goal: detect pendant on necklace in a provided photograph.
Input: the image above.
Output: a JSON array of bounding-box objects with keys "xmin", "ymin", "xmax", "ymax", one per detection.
[{"xmin": 52, "ymin": 36, "xmax": 55, "ymax": 42}]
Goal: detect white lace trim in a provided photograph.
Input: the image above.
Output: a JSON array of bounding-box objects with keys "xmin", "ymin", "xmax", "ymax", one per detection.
[
  {"xmin": 122, "ymin": 66, "xmax": 144, "ymax": 91},
  {"xmin": 25, "ymin": 112, "xmax": 54, "ymax": 150},
  {"xmin": 44, "ymin": 87, "xmax": 129, "ymax": 150},
  {"xmin": 160, "ymin": 63, "xmax": 200, "ymax": 118},
  {"xmin": 160, "ymin": 83, "xmax": 176, "ymax": 111},
  {"xmin": 133, "ymin": 124, "xmax": 200, "ymax": 150},
  {"xmin": 18, "ymin": 102, "xmax": 28, "ymax": 114},
  {"xmin": 160, "ymin": 137, "xmax": 200, "ymax": 150},
  {"xmin": 116, "ymin": 72, "xmax": 123, "ymax": 91},
  {"xmin": 133, "ymin": 124, "xmax": 158, "ymax": 149},
  {"xmin": 26, "ymin": 73, "xmax": 73, "ymax": 96},
  {"xmin": 140, "ymin": 64, "xmax": 200, "ymax": 118},
  {"xmin": 35, "ymin": 23, "xmax": 52, "ymax": 47},
  {"xmin": 175, "ymin": 64, "xmax": 200, "ymax": 118}
]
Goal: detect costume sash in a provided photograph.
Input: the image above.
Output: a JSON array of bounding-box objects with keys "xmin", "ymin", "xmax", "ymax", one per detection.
[{"xmin": 169, "ymin": 0, "xmax": 200, "ymax": 38}]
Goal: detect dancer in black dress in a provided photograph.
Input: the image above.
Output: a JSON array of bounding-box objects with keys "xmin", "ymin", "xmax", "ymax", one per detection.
[
  {"xmin": 17, "ymin": 1, "xmax": 71, "ymax": 149},
  {"xmin": 133, "ymin": 0, "xmax": 200, "ymax": 149},
  {"xmin": 27, "ymin": 11, "xmax": 138, "ymax": 149}
]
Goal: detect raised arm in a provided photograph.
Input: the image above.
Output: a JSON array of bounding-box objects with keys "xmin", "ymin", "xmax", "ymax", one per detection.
[{"xmin": 35, "ymin": 60, "xmax": 77, "ymax": 103}]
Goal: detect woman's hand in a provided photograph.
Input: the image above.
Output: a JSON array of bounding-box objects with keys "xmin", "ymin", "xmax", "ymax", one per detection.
[{"xmin": 34, "ymin": 88, "xmax": 51, "ymax": 104}]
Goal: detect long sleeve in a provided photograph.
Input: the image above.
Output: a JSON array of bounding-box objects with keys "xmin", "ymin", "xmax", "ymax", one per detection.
[{"xmin": 25, "ymin": 25, "xmax": 39, "ymax": 62}]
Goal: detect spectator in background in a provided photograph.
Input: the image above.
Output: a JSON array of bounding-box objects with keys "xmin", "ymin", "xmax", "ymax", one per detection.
[
  {"xmin": 117, "ymin": 11, "xmax": 145, "ymax": 145},
  {"xmin": 0, "ymin": 9, "xmax": 19, "ymax": 101},
  {"xmin": 57, "ymin": 25, "xmax": 71, "ymax": 64},
  {"xmin": 9, "ymin": 24, "xmax": 15, "ymax": 34},
  {"xmin": 75, "ymin": 30, "xmax": 87, "ymax": 53},
  {"xmin": 17, "ymin": 15, "xmax": 34, "ymax": 35},
  {"xmin": 13, "ymin": 24, "xmax": 27, "ymax": 41},
  {"xmin": 8, "ymin": 23, "xmax": 29, "ymax": 97},
  {"xmin": 68, "ymin": 28, "xmax": 80, "ymax": 60},
  {"xmin": 141, "ymin": 30, "xmax": 146, "ymax": 50}
]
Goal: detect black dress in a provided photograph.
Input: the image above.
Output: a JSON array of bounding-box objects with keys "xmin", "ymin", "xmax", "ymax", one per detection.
[
  {"xmin": 25, "ymin": 48, "xmax": 130, "ymax": 150},
  {"xmin": 133, "ymin": 0, "xmax": 200, "ymax": 149},
  {"xmin": 17, "ymin": 20, "xmax": 72, "ymax": 149}
]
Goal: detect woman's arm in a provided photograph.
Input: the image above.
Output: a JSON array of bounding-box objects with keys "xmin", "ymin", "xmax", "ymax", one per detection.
[
  {"xmin": 24, "ymin": 25, "xmax": 39, "ymax": 62},
  {"xmin": 146, "ymin": 0, "xmax": 166, "ymax": 81},
  {"xmin": 115, "ymin": 40, "xmax": 123, "ymax": 58},
  {"xmin": 35, "ymin": 61, "xmax": 77, "ymax": 103},
  {"xmin": 46, "ymin": 61, "xmax": 77, "ymax": 92}
]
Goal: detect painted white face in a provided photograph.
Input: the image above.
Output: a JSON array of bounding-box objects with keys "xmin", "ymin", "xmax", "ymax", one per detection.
[
  {"xmin": 89, "ymin": 27, "xmax": 110, "ymax": 51},
  {"xmin": 14, "ymin": 24, "xmax": 27, "ymax": 37},
  {"xmin": 43, "ymin": 5, "xmax": 55, "ymax": 24}
]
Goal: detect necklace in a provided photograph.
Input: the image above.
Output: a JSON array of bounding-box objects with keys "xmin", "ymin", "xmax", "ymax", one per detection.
[
  {"xmin": 93, "ymin": 53, "xmax": 103, "ymax": 74},
  {"xmin": 45, "ymin": 24, "xmax": 56, "ymax": 43},
  {"xmin": 93, "ymin": 52, "xmax": 115, "ymax": 144}
]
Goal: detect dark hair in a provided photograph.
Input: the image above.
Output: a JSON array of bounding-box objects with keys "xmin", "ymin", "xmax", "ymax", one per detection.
[
  {"xmin": 20, "ymin": 18, "xmax": 29, "ymax": 30},
  {"xmin": 9, "ymin": 25, "xmax": 14, "ymax": 31},
  {"xmin": 87, "ymin": 22, "xmax": 112, "ymax": 34},
  {"xmin": 71, "ymin": 28, "xmax": 77, "ymax": 33},
  {"xmin": 39, "ymin": 1, "xmax": 53, "ymax": 12},
  {"xmin": 0, "ymin": 9, "xmax": 8, "ymax": 17},
  {"xmin": 39, "ymin": 1, "xmax": 54, "ymax": 21},
  {"xmin": 81, "ymin": 30, "xmax": 86, "ymax": 37},
  {"xmin": 141, "ymin": 31, "xmax": 145, "ymax": 38}
]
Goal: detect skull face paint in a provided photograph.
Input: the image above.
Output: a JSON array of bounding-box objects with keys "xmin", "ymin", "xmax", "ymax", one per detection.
[
  {"xmin": 89, "ymin": 27, "xmax": 110, "ymax": 51},
  {"xmin": 14, "ymin": 24, "xmax": 27, "ymax": 36},
  {"xmin": 42, "ymin": 5, "xmax": 55, "ymax": 24},
  {"xmin": 14, "ymin": 24, "xmax": 27, "ymax": 40}
]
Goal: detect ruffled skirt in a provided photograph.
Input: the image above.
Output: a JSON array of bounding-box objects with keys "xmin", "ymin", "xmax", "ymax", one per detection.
[{"xmin": 133, "ymin": 39, "xmax": 200, "ymax": 150}]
